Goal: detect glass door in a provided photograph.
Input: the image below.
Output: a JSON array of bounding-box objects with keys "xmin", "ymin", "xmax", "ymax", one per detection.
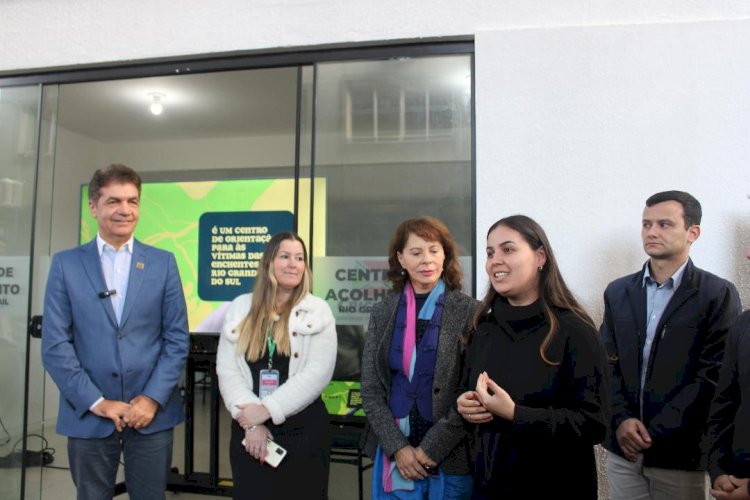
[
  {"xmin": 27, "ymin": 66, "xmax": 312, "ymax": 498},
  {"xmin": 0, "ymin": 84, "xmax": 44, "ymax": 499},
  {"xmin": 23, "ymin": 84, "xmax": 60, "ymax": 500}
]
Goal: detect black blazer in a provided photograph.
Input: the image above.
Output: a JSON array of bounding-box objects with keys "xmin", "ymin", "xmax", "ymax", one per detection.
[
  {"xmin": 704, "ymin": 309, "xmax": 750, "ymax": 486},
  {"xmin": 600, "ymin": 258, "xmax": 741, "ymax": 469}
]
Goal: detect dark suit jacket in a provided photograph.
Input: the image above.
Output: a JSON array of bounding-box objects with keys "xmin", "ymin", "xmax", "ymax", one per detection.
[
  {"xmin": 704, "ymin": 309, "xmax": 750, "ymax": 486},
  {"xmin": 601, "ymin": 258, "xmax": 740, "ymax": 469},
  {"xmin": 360, "ymin": 288, "xmax": 478, "ymax": 474},
  {"xmin": 42, "ymin": 239, "xmax": 189, "ymax": 438}
]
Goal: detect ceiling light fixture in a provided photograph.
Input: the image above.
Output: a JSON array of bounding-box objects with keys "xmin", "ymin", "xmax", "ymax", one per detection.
[{"xmin": 148, "ymin": 92, "xmax": 166, "ymax": 115}]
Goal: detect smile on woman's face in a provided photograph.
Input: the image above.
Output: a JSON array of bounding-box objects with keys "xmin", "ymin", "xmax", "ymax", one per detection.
[
  {"xmin": 273, "ymin": 239, "xmax": 306, "ymax": 292},
  {"xmin": 485, "ymin": 225, "xmax": 546, "ymax": 306}
]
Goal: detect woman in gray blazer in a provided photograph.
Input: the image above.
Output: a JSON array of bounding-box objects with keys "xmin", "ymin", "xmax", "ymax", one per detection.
[{"xmin": 361, "ymin": 216, "xmax": 477, "ymax": 499}]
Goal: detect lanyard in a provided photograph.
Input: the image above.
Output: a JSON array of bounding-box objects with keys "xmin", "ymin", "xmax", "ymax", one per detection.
[{"xmin": 266, "ymin": 325, "xmax": 276, "ymax": 370}]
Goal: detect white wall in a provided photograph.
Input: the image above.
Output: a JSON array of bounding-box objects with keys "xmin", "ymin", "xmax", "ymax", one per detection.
[
  {"xmin": 475, "ymin": 19, "xmax": 750, "ymax": 319},
  {"xmin": 3, "ymin": 1, "xmax": 750, "ymax": 73}
]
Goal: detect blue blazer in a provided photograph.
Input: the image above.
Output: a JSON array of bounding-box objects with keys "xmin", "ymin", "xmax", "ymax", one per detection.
[{"xmin": 42, "ymin": 239, "xmax": 189, "ymax": 439}]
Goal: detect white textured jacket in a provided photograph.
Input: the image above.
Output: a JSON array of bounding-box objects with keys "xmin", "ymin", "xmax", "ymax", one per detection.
[{"xmin": 216, "ymin": 292, "xmax": 337, "ymax": 425}]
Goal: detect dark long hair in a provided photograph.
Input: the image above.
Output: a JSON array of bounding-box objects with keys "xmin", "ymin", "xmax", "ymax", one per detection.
[{"xmin": 472, "ymin": 215, "xmax": 594, "ymax": 364}]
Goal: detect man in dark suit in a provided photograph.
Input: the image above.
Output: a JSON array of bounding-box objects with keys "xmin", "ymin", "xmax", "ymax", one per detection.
[
  {"xmin": 42, "ymin": 164, "xmax": 189, "ymax": 500},
  {"xmin": 703, "ymin": 246, "xmax": 750, "ymax": 499},
  {"xmin": 601, "ymin": 190, "xmax": 741, "ymax": 500}
]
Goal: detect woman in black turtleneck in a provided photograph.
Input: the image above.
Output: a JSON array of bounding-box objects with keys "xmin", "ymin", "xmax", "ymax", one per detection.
[{"xmin": 457, "ymin": 215, "xmax": 609, "ymax": 499}]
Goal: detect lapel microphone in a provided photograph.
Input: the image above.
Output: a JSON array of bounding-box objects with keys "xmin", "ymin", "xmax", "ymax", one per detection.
[{"xmin": 98, "ymin": 289, "xmax": 117, "ymax": 299}]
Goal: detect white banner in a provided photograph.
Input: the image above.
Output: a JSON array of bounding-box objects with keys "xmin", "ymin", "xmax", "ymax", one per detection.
[
  {"xmin": 0, "ymin": 256, "xmax": 29, "ymax": 316},
  {"xmin": 313, "ymin": 256, "xmax": 473, "ymax": 326}
]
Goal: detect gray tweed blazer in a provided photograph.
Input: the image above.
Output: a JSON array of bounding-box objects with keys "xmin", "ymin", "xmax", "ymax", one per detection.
[{"xmin": 360, "ymin": 288, "xmax": 478, "ymax": 474}]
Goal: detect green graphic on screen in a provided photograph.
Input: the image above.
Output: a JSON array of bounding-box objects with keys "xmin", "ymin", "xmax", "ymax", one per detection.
[{"xmin": 81, "ymin": 178, "xmax": 326, "ymax": 331}]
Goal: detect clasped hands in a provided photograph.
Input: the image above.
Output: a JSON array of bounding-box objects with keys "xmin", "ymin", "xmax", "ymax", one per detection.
[
  {"xmin": 234, "ymin": 402, "xmax": 271, "ymax": 429},
  {"xmin": 711, "ymin": 475, "xmax": 750, "ymax": 500},
  {"xmin": 394, "ymin": 446, "xmax": 437, "ymax": 481},
  {"xmin": 92, "ymin": 395, "xmax": 158, "ymax": 432},
  {"xmin": 457, "ymin": 371, "xmax": 515, "ymax": 423},
  {"xmin": 235, "ymin": 402, "xmax": 273, "ymax": 463},
  {"xmin": 242, "ymin": 424, "xmax": 274, "ymax": 464}
]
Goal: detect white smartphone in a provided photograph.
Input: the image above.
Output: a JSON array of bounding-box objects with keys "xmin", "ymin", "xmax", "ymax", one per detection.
[
  {"xmin": 264, "ymin": 439, "xmax": 287, "ymax": 468},
  {"xmin": 241, "ymin": 438, "xmax": 288, "ymax": 468}
]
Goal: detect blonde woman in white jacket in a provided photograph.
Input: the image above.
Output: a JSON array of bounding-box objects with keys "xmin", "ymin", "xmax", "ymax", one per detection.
[{"xmin": 216, "ymin": 232, "xmax": 337, "ymax": 499}]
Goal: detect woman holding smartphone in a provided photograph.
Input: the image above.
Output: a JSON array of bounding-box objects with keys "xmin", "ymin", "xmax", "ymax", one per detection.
[{"xmin": 216, "ymin": 232, "xmax": 337, "ymax": 499}]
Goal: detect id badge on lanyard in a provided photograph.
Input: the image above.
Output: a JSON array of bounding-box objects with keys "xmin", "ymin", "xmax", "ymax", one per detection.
[
  {"xmin": 260, "ymin": 332, "xmax": 280, "ymax": 398},
  {"xmin": 259, "ymin": 369, "xmax": 280, "ymax": 398}
]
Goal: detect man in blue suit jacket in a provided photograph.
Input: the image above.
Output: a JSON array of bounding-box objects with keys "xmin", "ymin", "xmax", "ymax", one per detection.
[{"xmin": 42, "ymin": 164, "xmax": 189, "ymax": 500}]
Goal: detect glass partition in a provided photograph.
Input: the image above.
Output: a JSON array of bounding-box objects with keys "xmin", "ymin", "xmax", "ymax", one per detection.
[
  {"xmin": 35, "ymin": 67, "xmax": 306, "ymax": 495},
  {"xmin": 0, "ymin": 85, "xmax": 40, "ymax": 499}
]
